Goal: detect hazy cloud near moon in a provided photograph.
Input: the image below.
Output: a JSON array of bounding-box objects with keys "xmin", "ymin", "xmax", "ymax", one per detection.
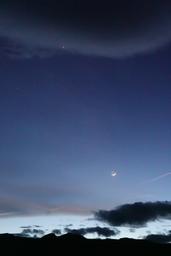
[{"xmin": 0, "ymin": 0, "xmax": 171, "ymax": 58}]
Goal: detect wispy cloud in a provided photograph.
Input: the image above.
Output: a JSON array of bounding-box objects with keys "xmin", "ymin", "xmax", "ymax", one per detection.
[
  {"xmin": 149, "ymin": 172, "xmax": 171, "ymax": 183},
  {"xmin": 0, "ymin": 183, "xmax": 91, "ymax": 217}
]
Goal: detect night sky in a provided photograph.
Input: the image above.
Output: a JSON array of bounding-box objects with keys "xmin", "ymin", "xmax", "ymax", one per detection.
[{"xmin": 0, "ymin": 0, "xmax": 171, "ymax": 240}]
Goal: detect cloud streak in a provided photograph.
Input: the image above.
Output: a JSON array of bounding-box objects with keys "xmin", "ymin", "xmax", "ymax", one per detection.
[
  {"xmin": 0, "ymin": 183, "xmax": 91, "ymax": 217},
  {"xmin": 95, "ymin": 201, "xmax": 171, "ymax": 227},
  {"xmin": 0, "ymin": 0, "xmax": 171, "ymax": 58},
  {"xmin": 149, "ymin": 172, "xmax": 171, "ymax": 182}
]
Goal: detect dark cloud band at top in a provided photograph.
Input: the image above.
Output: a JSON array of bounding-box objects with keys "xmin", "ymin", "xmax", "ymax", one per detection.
[{"xmin": 0, "ymin": 0, "xmax": 171, "ymax": 58}]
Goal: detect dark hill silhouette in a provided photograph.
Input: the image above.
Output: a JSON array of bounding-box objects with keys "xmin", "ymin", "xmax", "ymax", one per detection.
[
  {"xmin": 56, "ymin": 232, "xmax": 87, "ymax": 241},
  {"xmin": 41, "ymin": 233, "xmax": 57, "ymax": 240},
  {"xmin": 0, "ymin": 233, "xmax": 171, "ymax": 256}
]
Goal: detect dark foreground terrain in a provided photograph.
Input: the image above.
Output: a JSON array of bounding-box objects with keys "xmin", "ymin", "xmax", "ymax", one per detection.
[{"xmin": 0, "ymin": 233, "xmax": 171, "ymax": 256}]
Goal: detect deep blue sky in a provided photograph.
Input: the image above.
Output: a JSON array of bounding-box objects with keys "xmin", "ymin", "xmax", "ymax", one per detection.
[
  {"xmin": 0, "ymin": 0, "xmax": 171, "ymax": 239},
  {"xmin": 1, "ymin": 46, "xmax": 171, "ymax": 212}
]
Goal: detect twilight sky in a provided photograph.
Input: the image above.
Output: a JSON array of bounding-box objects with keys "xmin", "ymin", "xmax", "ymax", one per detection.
[{"xmin": 0, "ymin": 0, "xmax": 171, "ymax": 240}]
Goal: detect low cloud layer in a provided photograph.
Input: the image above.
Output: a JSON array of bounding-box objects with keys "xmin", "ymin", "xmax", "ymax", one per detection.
[
  {"xmin": 95, "ymin": 201, "xmax": 171, "ymax": 227},
  {"xmin": 52, "ymin": 229, "xmax": 61, "ymax": 235},
  {"xmin": 64, "ymin": 226, "xmax": 119, "ymax": 237},
  {"xmin": 145, "ymin": 231, "xmax": 171, "ymax": 243},
  {"xmin": 20, "ymin": 228, "xmax": 45, "ymax": 237},
  {"xmin": 0, "ymin": 1, "xmax": 171, "ymax": 58}
]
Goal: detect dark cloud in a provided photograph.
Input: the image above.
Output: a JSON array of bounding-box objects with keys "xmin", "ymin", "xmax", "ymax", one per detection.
[
  {"xmin": 21, "ymin": 228, "xmax": 45, "ymax": 237},
  {"xmin": 95, "ymin": 201, "xmax": 171, "ymax": 227},
  {"xmin": 21, "ymin": 229, "xmax": 33, "ymax": 235},
  {"xmin": 20, "ymin": 225, "xmax": 41, "ymax": 229},
  {"xmin": 65, "ymin": 224, "xmax": 73, "ymax": 228},
  {"xmin": 32, "ymin": 229, "xmax": 45, "ymax": 235},
  {"xmin": 145, "ymin": 231, "xmax": 171, "ymax": 243},
  {"xmin": 0, "ymin": 1, "xmax": 171, "ymax": 58},
  {"xmin": 64, "ymin": 226, "xmax": 119, "ymax": 237},
  {"xmin": 20, "ymin": 226, "xmax": 32, "ymax": 229},
  {"xmin": 52, "ymin": 229, "xmax": 61, "ymax": 235}
]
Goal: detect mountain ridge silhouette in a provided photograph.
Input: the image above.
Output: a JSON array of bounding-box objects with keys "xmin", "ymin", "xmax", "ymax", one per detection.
[{"xmin": 0, "ymin": 232, "xmax": 171, "ymax": 255}]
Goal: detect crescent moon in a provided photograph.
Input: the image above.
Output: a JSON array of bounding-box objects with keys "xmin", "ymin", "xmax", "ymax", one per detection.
[{"xmin": 111, "ymin": 170, "xmax": 117, "ymax": 177}]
